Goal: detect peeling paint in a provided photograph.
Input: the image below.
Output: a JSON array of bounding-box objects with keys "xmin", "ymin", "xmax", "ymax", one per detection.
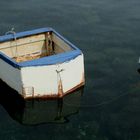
[{"xmin": 23, "ymin": 84, "xmax": 84, "ymax": 100}]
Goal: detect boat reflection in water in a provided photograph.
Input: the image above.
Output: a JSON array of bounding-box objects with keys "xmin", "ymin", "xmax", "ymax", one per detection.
[{"xmin": 0, "ymin": 80, "xmax": 84, "ymax": 125}]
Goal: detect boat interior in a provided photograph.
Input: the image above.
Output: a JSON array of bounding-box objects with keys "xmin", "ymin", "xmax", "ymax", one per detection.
[{"xmin": 0, "ymin": 32, "xmax": 73, "ymax": 62}]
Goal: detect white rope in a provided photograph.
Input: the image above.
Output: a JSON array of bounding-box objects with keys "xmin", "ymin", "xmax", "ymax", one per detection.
[
  {"xmin": 63, "ymin": 89, "xmax": 129, "ymax": 108},
  {"xmin": 5, "ymin": 28, "xmax": 18, "ymax": 59},
  {"xmin": 56, "ymin": 64, "xmax": 64, "ymax": 96}
]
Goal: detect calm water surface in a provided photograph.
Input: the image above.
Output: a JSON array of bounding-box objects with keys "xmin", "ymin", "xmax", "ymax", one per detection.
[{"xmin": 0, "ymin": 0, "xmax": 140, "ymax": 140}]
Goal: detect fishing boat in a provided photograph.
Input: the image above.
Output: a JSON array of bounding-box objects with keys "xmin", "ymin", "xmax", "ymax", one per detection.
[{"xmin": 0, "ymin": 27, "xmax": 85, "ymax": 99}]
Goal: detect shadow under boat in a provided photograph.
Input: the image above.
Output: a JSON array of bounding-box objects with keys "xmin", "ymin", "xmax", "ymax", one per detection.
[{"xmin": 0, "ymin": 80, "xmax": 84, "ymax": 125}]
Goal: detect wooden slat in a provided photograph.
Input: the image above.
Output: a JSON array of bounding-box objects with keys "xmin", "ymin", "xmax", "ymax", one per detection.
[
  {"xmin": 0, "ymin": 32, "xmax": 73, "ymax": 59},
  {"xmin": 0, "ymin": 34, "xmax": 45, "ymax": 49},
  {"xmin": 52, "ymin": 33, "xmax": 73, "ymax": 52},
  {"xmin": 1, "ymin": 41, "xmax": 46, "ymax": 58}
]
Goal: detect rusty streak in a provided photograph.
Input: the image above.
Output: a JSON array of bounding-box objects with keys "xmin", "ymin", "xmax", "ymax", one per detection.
[{"xmin": 23, "ymin": 81, "xmax": 85, "ymax": 100}]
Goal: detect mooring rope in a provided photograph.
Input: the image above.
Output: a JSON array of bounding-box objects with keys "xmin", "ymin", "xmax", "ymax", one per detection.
[
  {"xmin": 63, "ymin": 88, "xmax": 130, "ymax": 108},
  {"xmin": 5, "ymin": 28, "xmax": 18, "ymax": 59},
  {"xmin": 56, "ymin": 64, "xmax": 65, "ymax": 97},
  {"xmin": 46, "ymin": 32, "xmax": 54, "ymax": 55}
]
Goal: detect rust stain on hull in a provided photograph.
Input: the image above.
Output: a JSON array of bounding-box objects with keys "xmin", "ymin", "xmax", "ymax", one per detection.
[
  {"xmin": 58, "ymin": 74, "xmax": 63, "ymax": 98},
  {"xmin": 22, "ymin": 72, "xmax": 85, "ymax": 100},
  {"xmin": 23, "ymin": 81, "xmax": 85, "ymax": 100}
]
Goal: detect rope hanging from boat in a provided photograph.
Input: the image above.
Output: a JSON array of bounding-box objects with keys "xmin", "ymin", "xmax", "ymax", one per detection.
[
  {"xmin": 63, "ymin": 88, "xmax": 130, "ymax": 108},
  {"xmin": 5, "ymin": 28, "xmax": 19, "ymax": 60},
  {"xmin": 56, "ymin": 64, "xmax": 64, "ymax": 97},
  {"xmin": 46, "ymin": 32, "xmax": 54, "ymax": 56}
]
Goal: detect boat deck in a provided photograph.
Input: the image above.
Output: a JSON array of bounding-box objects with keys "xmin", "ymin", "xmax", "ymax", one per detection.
[
  {"xmin": 13, "ymin": 51, "xmax": 55, "ymax": 63},
  {"xmin": 0, "ymin": 30, "xmax": 74, "ymax": 63}
]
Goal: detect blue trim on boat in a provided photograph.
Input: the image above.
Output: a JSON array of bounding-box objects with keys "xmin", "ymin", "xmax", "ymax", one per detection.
[
  {"xmin": 0, "ymin": 50, "xmax": 81, "ymax": 69},
  {"xmin": 0, "ymin": 27, "xmax": 52, "ymax": 42},
  {"xmin": 19, "ymin": 50, "xmax": 81, "ymax": 67},
  {"xmin": 52, "ymin": 29, "xmax": 79, "ymax": 50},
  {"xmin": 0, "ymin": 52, "xmax": 20, "ymax": 68},
  {"xmin": 0, "ymin": 27, "xmax": 82, "ymax": 69}
]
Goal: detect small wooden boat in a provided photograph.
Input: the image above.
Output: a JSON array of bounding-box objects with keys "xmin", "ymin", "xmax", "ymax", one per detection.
[{"xmin": 0, "ymin": 27, "xmax": 85, "ymax": 99}]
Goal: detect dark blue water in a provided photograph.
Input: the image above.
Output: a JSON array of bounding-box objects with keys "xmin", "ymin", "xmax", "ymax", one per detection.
[{"xmin": 0, "ymin": 0, "xmax": 140, "ymax": 139}]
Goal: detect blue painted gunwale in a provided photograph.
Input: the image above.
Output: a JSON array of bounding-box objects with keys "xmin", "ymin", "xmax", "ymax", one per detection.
[{"xmin": 0, "ymin": 27, "xmax": 82, "ymax": 69}]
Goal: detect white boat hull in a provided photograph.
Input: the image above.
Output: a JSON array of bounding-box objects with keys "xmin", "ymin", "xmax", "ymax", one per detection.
[
  {"xmin": 0, "ymin": 54, "xmax": 84, "ymax": 98},
  {"xmin": 0, "ymin": 28, "xmax": 85, "ymax": 99}
]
